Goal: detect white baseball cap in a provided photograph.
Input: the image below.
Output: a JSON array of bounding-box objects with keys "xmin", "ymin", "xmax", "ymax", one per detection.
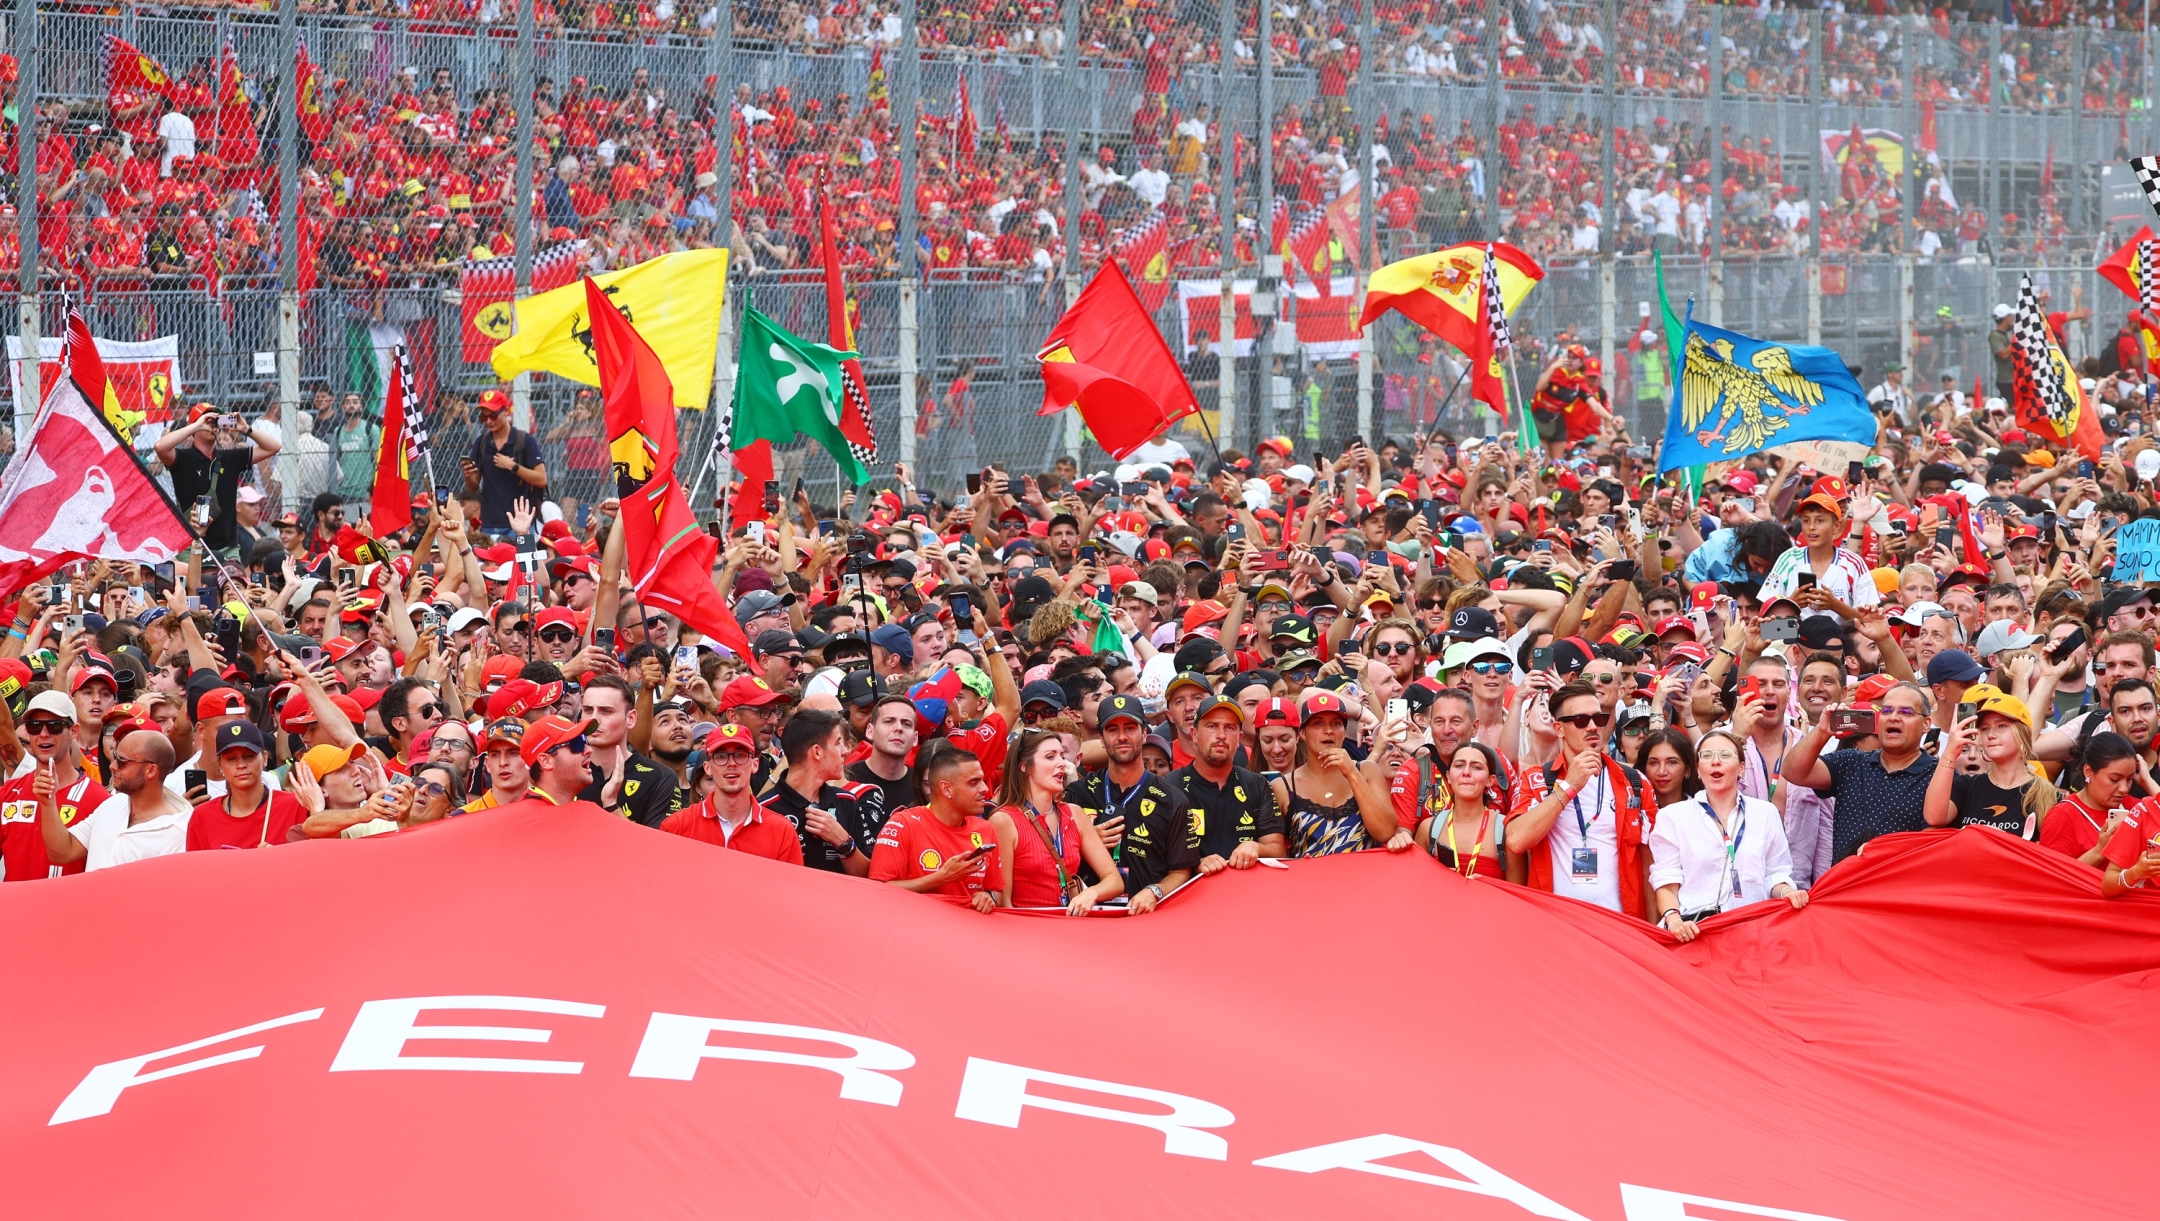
[{"xmin": 1993, "ymin": 303, "xmax": 2014, "ymax": 319}]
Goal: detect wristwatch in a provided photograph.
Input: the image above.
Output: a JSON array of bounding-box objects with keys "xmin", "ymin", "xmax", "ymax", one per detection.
[{"xmin": 1147, "ymin": 884, "xmax": 1165, "ymax": 901}]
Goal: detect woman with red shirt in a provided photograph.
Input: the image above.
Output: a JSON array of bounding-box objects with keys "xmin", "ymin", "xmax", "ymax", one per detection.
[
  {"xmin": 2039, "ymin": 732, "xmax": 2142, "ymax": 870},
  {"xmin": 989, "ymin": 729, "xmax": 1122, "ymax": 915}
]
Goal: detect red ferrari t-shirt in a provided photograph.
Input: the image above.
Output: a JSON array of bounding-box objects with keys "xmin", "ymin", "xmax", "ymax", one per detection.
[
  {"xmin": 2100, "ymin": 797, "xmax": 2160, "ymax": 874},
  {"xmin": 187, "ymin": 790, "xmax": 308, "ymax": 852},
  {"xmin": 868, "ymin": 805, "xmax": 1000, "ymax": 900},
  {"xmin": 2039, "ymin": 794, "xmax": 2114, "ymax": 861},
  {"xmin": 946, "ymin": 712, "xmax": 1010, "ymax": 794},
  {"xmin": 0, "ymin": 771, "xmax": 108, "ymax": 880}
]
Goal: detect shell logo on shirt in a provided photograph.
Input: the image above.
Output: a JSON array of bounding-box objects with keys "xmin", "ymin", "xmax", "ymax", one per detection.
[{"xmin": 918, "ymin": 849, "xmax": 942, "ymax": 871}]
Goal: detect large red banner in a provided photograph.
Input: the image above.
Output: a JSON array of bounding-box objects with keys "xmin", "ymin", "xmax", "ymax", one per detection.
[{"xmin": 0, "ymin": 809, "xmax": 2150, "ymax": 1219}]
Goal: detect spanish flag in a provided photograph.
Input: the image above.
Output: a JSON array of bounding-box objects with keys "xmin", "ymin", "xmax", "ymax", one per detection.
[
  {"xmin": 1358, "ymin": 242, "xmax": 1542, "ymax": 413},
  {"xmin": 490, "ymin": 249, "xmax": 727, "ymax": 409}
]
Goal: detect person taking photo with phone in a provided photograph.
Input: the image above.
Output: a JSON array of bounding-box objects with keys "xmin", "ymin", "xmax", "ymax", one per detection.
[
  {"xmin": 1754, "ymin": 478, "xmax": 1878, "ymax": 625},
  {"xmin": 1506, "ymin": 678, "xmax": 1661, "ymax": 920},
  {"xmin": 1922, "ymin": 693, "xmax": 2055, "ymax": 840},
  {"xmin": 1783, "ymin": 680, "xmax": 1940, "ymax": 866},
  {"xmin": 154, "ymin": 401, "xmax": 283, "ymax": 553},
  {"xmin": 1649, "ymin": 728, "xmax": 1808, "ymax": 942}
]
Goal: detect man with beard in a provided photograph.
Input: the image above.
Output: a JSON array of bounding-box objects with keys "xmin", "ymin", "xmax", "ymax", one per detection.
[
  {"xmin": 753, "ymin": 630, "xmax": 809, "ymax": 695},
  {"xmin": 766, "ymin": 707, "xmax": 885, "ymax": 876},
  {"xmin": 579, "ymin": 675, "xmax": 679, "ymax": 826},
  {"xmin": 0, "ymin": 691, "xmax": 109, "ymax": 879},
  {"xmin": 1784, "ymin": 651, "xmax": 1849, "ymax": 888},
  {"xmin": 39, "ymin": 729, "xmax": 189, "ymax": 871},
  {"xmin": 1172, "ymin": 696, "xmax": 1286, "ymax": 873},
  {"xmin": 846, "ymin": 694, "xmax": 919, "ymax": 815},
  {"xmin": 660, "ymin": 725, "xmax": 802, "ymax": 862},
  {"xmin": 523, "ymin": 715, "xmax": 596, "ymax": 806},
  {"xmin": 1783, "ymin": 680, "xmax": 1940, "ymax": 865},
  {"xmin": 1390, "ymin": 686, "xmax": 1481, "ymax": 834},
  {"xmin": 868, "ymin": 741, "xmax": 1001, "ymax": 912},
  {"xmin": 646, "ymin": 697, "xmax": 699, "ymax": 787},
  {"xmin": 1067, "ymin": 694, "xmax": 1197, "ymax": 913}
]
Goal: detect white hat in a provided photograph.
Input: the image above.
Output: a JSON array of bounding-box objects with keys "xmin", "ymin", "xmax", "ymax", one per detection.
[
  {"xmin": 539, "ymin": 500, "xmax": 564, "ymax": 524},
  {"xmin": 1889, "ymin": 600, "xmax": 1948, "ymax": 627},
  {"xmin": 1282, "ymin": 463, "xmax": 1316, "ymax": 484},
  {"xmin": 1993, "ymin": 303, "xmax": 2014, "ymax": 319},
  {"xmin": 447, "ymin": 607, "xmax": 488, "ymax": 634},
  {"xmin": 1105, "ymin": 531, "xmax": 1146, "ymax": 558},
  {"xmin": 1440, "ymin": 637, "xmax": 1513, "ymax": 671},
  {"xmin": 1973, "ymin": 619, "xmax": 2040, "ymax": 660},
  {"xmin": 1242, "ymin": 479, "xmax": 1273, "ymax": 511},
  {"xmin": 25, "ymin": 690, "xmax": 75, "ymax": 721},
  {"xmin": 236, "ymin": 486, "xmax": 264, "ymax": 504}
]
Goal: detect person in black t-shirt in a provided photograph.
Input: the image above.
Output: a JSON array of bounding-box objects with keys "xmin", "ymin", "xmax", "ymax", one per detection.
[
  {"xmin": 765, "ymin": 708, "xmax": 886, "ymax": 874},
  {"xmin": 1068, "ymin": 694, "xmax": 1199, "ymax": 913},
  {"xmin": 153, "ymin": 402, "xmax": 283, "ymax": 550},
  {"xmin": 1923, "ymin": 698, "xmax": 2053, "ymax": 842},
  {"xmin": 844, "ymin": 694, "xmax": 920, "ymax": 817},
  {"xmin": 578, "ymin": 677, "xmax": 681, "ymax": 827},
  {"xmin": 461, "ymin": 388, "xmax": 548, "ymax": 531},
  {"xmin": 1170, "ymin": 695, "xmax": 1286, "ymax": 873}
]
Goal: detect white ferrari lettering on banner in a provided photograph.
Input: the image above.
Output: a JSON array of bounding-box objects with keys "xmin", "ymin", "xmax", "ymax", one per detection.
[
  {"xmin": 328, "ymin": 996, "xmax": 605, "ymax": 1075},
  {"xmin": 953, "ymin": 1056, "xmax": 1234, "ymax": 1160},
  {"xmin": 627, "ymin": 1013, "xmax": 914, "ymax": 1106},
  {"xmin": 49, "ymin": 1008, "xmax": 325, "ymax": 1125},
  {"xmin": 1254, "ymin": 1133, "xmax": 1593, "ymax": 1220}
]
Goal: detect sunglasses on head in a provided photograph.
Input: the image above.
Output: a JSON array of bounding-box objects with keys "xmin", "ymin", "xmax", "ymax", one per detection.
[
  {"xmin": 537, "ymin": 628, "xmax": 578, "ymax": 643},
  {"xmin": 1555, "ymin": 711, "xmax": 1612, "ymax": 729}
]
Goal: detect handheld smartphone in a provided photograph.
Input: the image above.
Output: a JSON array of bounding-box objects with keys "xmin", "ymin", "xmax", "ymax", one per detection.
[
  {"xmin": 1532, "ymin": 539, "xmax": 1553, "ymax": 553},
  {"xmin": 1421, "ymin": 501, "xmax": 1442, "ymax": 529},
  {"xmin": 1760, "ymin": 616, "xmax": 1803, "ymax": 643},
  {"xmin": 1385, "ymin": 697, "xmax": 1411, "ymax": 724},
  {"xmin": 673, "ymin": 645, "xmax": 697, "ymax": 671},
  {"xmin": 1120, "ymin": 480, "xmax": 1148, "ymax": 496},
  {"xmin": 1847, "ymin": 460, "xmax": 1865, "ymax": 484},
  {"xmin": 1736, "ymin": 496, "xmax": 1757, "ymax": 513},
  {"xmin": 1597, "ymin": 514, "xmax": 1617, "ymax": 532},
  {"xmin": 847, "ymin": 531, "xmax": 873, "ymax": 555},
  {"xmin": 746, "ymin": 521, "xmax": 766, "ymax": 545},
  {"xmin": 1605, "ymin": 559, "xmax": 1637, "ymax": 581},
  {"xmin": 594, "ymin": 627, "xmax": 616, "ymax": 653},
  {"xmin": 2050, "ymin": 626, "xmax": 2087, "ymax": 664},
  {"xmin": 1248, "ymin": 549, "xmax": 1291, "ymax": 572},
  {"xmin": 183, "ymin": 768, "xmax": 208, "ymax": 794},
  {"xmin": 761, "ymin": 484, "xmax": 780, "ymax": 515},
  {"xmin": 1829, "ymin": 707, "xmax": 1876, "ymax": 736},
  {"xmin": 1670, "ymin": 660, "xmax": 1702, "ymax": 695},
  {"xmin": 948, "ymin": 593, "xmax": 972, "ymax": 624},
  {"xmin": 1366, "ymin": 549, "xmax": 1390, "ymax": 569},
  {"xmin": 961, "ymin": 842, "xmax": 995, "ymax": 861},
  {"xmin": 1957, "ymin": 701, "xmax": 1980, "ymax": 722},
  {"xmin": 1077, "ymin": 544, "xmax": 1099, "ymax": 563},
  {"xmin": 966, "ymin": 472, "xmax": 982, "ymax": 495},
  {"xmin": 1793, "ymin": 571, "xmax": 1817, "ymax": 590},
  {"xmin": 219, "ymin": 413, "xmax": 242, "ymax": 430},
  {"xmin": 1934, "ymin": 525, "xmax": 1959, "ymax": 553},
  {"xmin": 1532, "ymin": 646, "xmax": 1555, "ymax": 672},
  {"xmin": 1737, "ymin": 675, "xmax": 1762, "ymax": 706},
  {"xmin": 792, "ymin": 476, "xmax": 805, "ymax": 501},
  {"xmin": 2079, "ymin": 459, "xmax": 2096, "ymax": 479},
  {"xmin": 2041, "ymin": 511, "xmax": 2057, "ymax": 541},
  {"xmin": 214, "ymin": 616, "xmax": 241, "ymax": 657},
  {"xmin": 1225, "ymin": 522, "xmax": 1245, "ymax": 543}
]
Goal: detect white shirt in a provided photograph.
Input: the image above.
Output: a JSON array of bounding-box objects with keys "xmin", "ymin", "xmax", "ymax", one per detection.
[
  {"xmin": 1648, "ymin": 794, "xmax": 1794, "ymax": 914},
  {"xmin": 1756, "ymin": 545, "xmax": 1881, "ymax": 618},
  {"xmin": 1546, "ymin": 769, "xmax": 1621, "ymax": 911},
  {"xmin": 70, "ymin": 792, "xmax": 191, "ymax": 871},
  {"xmin": 1129, "ymin": 166, "xmax": 1170, "ymax": 207},
  {"xmin": 1648, "ymin": 191, "xmax": 1681, "ymax": 236},
  {"xmin": 157, "ymin": 111, "xmax": 197, "ymax": 173},
  {"xmin": 167, "ymin": 750, "xmax": 283, "ymax": 802}
]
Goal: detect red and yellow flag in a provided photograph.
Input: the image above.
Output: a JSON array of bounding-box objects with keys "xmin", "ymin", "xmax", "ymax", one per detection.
[{"xmin": 1358, "ymin": 242, "xmax": 1543, "ymax": 413}]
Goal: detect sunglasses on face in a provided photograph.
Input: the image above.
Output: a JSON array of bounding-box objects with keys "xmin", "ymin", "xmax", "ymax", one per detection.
[
  {"xmin": 1369, "ymin": 642, "xmax": 1416, "ymax": 657},
  {"xmin": 645, "ymin": 616, "xmax": 669, "ymax": 628},
  {"xmin": 415, "ymin": 779, "xmax": 448, "ymax": 799},
  {"xmin": 22, "ymin": 719, "xmax": 68, "ymax": 735},
  {"xmin": 550, "ymin": 736, "xmax": 589, "ymax": 755},
  {"xmin": 537, "ymin": 628, "xmax": 579, "ymax": 643},
  {"xmin": 1555, "ymin": 711, "xmax": 1613, "ymax": 729},
  {"xmin": 1468, "ymin": 660, "xmax": 1512, "ymax": 675},
  {"xmin": 1587, "ymin": 672, "xmax": 1617, "ymax": 685}
]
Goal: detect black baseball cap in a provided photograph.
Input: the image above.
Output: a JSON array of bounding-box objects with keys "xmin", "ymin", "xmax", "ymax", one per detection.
[
  {"xmin": 1193, "ymin": 694, "xmax": 1247, "ymax": 726},
  {"xmin": 1447, "ymin": 606, "xmax": 1501, "ymax": 640},
  {"xmin": 213, "ymin": 721, "xmax": 267, "ymax": 756},
  {"xmin": 838, "ymin": 670, "xmax": 886, "ymax": 708},
  {"xmin": 1097, "ymin": 693, "xmax": 1147, "ymax": 729}
]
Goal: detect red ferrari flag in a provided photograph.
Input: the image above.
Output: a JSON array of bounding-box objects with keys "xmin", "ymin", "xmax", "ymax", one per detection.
[
  {"xmin": 1110, "ymin": 213, "xmax": 1172, "ymax": 313},
  {"xmin": 99, "ymin": 33, "xmax": 173, "ymax": 101},
  {"xmin": 1037, "ymin": 261, "xmax": 1198, "ymax": 459},
  {"xmin": 294, "ymin": 38, "xmax": 330, "ymax": 144},
  {"xmin": 0, "ymin": 356, "xmax": 189, "ymax": 593},
  {"xmin": 817, "ymin": 176, "xmax": 877, "ymax": 467},
  {"xmin": 215, "ymin": 41, "xmax": 259, "ymax": 167},
  {"xmin": 368, "ymin": 347, "xmax": 414, "ymax": 536},
  {"xmin": 586, "ymin": 278, "xmax": 752, "ymax": 660}
]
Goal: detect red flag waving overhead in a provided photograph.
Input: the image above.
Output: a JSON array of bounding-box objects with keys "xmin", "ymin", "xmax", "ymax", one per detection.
[
  {"xmin": 294, "ymin": 39, "xmax": 330, "ymax": 144},
  {"xmin": 99, "ymin": 34, "xmax": 173, "ymax": 101},
  {"xmin": 1036, "ymin": 261, "xmax": 1199, "ymax": 459},
  {"xmin": 585, "ymin": 278, "xmax": 753, "ymax": 660},
  {"xmin": 368, "ymin": 347, "xmax": 414, "ymax": 537},
  {"xmin": 818, "ymin": 176, "xmax": 878, "ymax": 468},
  {"xmin": 0, "ymin": 361, "xmax": 189, "ymax": 593},
  {"xmin": 1112, "ymin": 212, "xmax": 1173, "ymax": 313},
  {"xmin": 1284, "ymin": 207, "xmax": 1334, "ymax": 298},
  {"xmin": 215, "ymin": 41, "xmax": 259, "ymax": 168}
]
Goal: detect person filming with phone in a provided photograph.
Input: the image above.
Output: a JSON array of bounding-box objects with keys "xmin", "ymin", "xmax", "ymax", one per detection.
[
  {"xmin": 153, "ymin": 401, "xmax": 282, "ymax": 553},
  {"xmin": 869, "ymin": 740, "xmax": 1005, "ymax": 913},
  {"xmin": 1783, "ymin": 680, "xmax": 1939, "ymax": 866}
]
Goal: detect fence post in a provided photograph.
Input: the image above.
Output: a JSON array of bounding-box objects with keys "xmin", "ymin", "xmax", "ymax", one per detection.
[
  {"xmin": 1807, "ymin": 9, "xmax": 1823, "ymax": 347},
  {"xmin": 277, "ymin": 0, "xmax": 300, "ymax": 421},
  {"xmin": 1987, "ymin": 22, "xmax": 2001, "ymax": 261},
  {"xmin": 1354, "ymin": 0, "xmax": 1373, "ymax": 445},
  {"xmin": 898, "ymin": 3, "xmax": 920, "ymax": 471},
  {"xmin": 1706, "ymin": 7, "xmax": 1723, "ymax": 328},
  {"xmin": 1485, "ymin": 0, "xmax": 1501, "ymax": 242},
  {"xmin": 1058, "ymin": 0, "xmax": 1082, "ymax": 463},
  {"xmin": 1901, "ymin": 16, "xmax": 1917, "ymax": 256},
  {"xmin": 1217, "ymin": 0, "xmax": 1236, "ymax": 452},
  {"xmin": 1598, "ymin": 0, "xmax": 1616, "ymax": 401},
  {"xmin": 1257, "ymin": 0, "xmax": 1279, "ymax": 442},
  {"xmin": 14, "ymin": 0, "xmax": 35, "ymax": 425},
  {"xmin": 510, "ymin": 0, "xmax": 536, "ymax": 429}
]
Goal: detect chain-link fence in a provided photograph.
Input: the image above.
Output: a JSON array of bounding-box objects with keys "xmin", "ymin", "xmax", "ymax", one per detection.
[{"xmin": 3, "ymin": 3, "xmax": 2158, "ymax": 515}]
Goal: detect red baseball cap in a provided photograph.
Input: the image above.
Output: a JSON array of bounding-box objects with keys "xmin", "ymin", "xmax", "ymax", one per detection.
[
  {"xmin": 69, "ymin": 666, "xmax": 118, "ymax": 695},
  {"xmin": 489, "ymin": 678, "xmax": 562, "ymax": 720},
  {"xmin": 1665, "ymin": 642, "xmax": 1712, "ymax": 666},
  {"xmin": 1688, "ymin": 581, "xmax": 1720, "ymax": 611},
  {"xmin": 478, "ymin": 388, "xmax": 512, "ymax": 413},
  {"xmin": 518, "ymin": 714, "xmax": 596, "ymax": 766},
  {"xmin": 1300, "ymin": 690, "xmax": 1351, "ymax": 722},
  {"xmin": 1181, "ymin": 600, "xmax": 1228, "ymax": 637},
  {"xmin": 719, "ymin": 675, "xmax": 786, "ymax": 711},
  {"xmin": 481, "ymin": 655, "xmax": 525, "ymax": 690},
  {"xmin": 534, "ymin": 606, "xmax": 580, "ymax": 631},
  {"xmin": 194, "ymin": 686, "xmax": 249, "ymax": 721},
  {"xmin": 1254, "ymin": 696, "xmax": 1301, "ymax": 729},
  {"xmin": 1652, "ymin": 615, "xmax": 1697, "ymax": 641},
  {"xmin": 323, "ymin": 637, "xmax": 368, "ymax": 663},
  {"xmin": 702, "ymin": 723, "xmax": 759, "ymax": 753}
]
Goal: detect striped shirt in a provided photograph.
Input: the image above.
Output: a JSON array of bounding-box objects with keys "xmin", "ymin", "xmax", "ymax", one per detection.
[{"xmin": 1757, "ymin": 546, "xmax": 1880, "ymax": 618}]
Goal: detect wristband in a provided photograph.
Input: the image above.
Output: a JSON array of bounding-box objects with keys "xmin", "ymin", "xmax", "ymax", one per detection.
[{"xmin": 1660, "ymin": 909, "xmax": 1682, "ymax": 926}]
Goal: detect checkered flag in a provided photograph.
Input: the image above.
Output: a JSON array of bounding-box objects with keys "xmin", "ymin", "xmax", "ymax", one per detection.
[
  {"xmin": 2132, "ymin": 156, "xmax": 2160, "ymax": 220},
  {"xmin": 2010, "ymin": 274, "xmax": 2078, "ymax": 440},
  {"xmin": 1481, "ymin": 243, "xmax": 1513, "ymax": 357},
  {"xmin": 394, "ymin": 344, "xmax": 434, "ymax": 495},
  {"xmin": 2139, "ymin": 233, "xmax": 2159, "ymax": 316}
]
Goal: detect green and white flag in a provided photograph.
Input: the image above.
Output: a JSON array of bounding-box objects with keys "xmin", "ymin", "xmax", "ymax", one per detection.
[{"xmin": 731, "ymin": 308, "xmax": 868, "ymax": 484}]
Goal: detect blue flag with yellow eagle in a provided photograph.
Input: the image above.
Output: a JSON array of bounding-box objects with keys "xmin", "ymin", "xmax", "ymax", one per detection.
[{"xmin": 1658, "ymin": 309, "xmax": 1875, "ymax": 474}]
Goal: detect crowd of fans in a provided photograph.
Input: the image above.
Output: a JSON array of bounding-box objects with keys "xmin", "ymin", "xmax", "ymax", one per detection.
[{"xmin": 13, "ymin": 317, "xmax": 2160, "ymax": 923}]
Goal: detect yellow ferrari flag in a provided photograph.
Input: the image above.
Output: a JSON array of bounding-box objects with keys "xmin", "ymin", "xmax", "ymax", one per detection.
[{"xmin": 489, "ymin": 248, "xmax": 728, "ymax": 409}]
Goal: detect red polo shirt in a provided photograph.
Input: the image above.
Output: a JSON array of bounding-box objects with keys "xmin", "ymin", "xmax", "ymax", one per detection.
[
  {"xmin": 869, "ymin": 804, "xmax": 1000, "ymax": 900},
  {"xmin": 661, "ymin": 794, "xmax": 804, "ymax": 864},
  {"xmin": 0, "ymin": 771, "xmax": 107, "ymax": 880}
]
